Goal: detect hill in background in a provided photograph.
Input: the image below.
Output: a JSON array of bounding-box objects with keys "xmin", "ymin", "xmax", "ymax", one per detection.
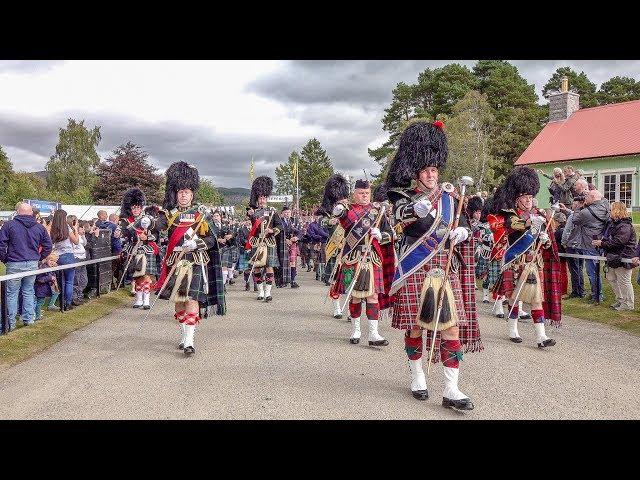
[{"xmin": 218, "ymin": 187, "xmax": 250, "ymax": 206}]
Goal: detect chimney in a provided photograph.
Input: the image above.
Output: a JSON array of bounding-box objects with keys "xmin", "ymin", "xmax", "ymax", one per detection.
[{"xmin": 548, "ymin": 76, "xmax": 580, "ymax": 122}]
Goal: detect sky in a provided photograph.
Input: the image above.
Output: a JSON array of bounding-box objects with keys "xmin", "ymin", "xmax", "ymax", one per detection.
[{"xmin": 1, "ymin": 60, "xmax": 639, "ymax": 188}]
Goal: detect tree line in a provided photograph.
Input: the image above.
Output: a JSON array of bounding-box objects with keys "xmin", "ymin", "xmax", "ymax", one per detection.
[{"xmin": 0, "ymin": 119, "xmax": 224, "ymax": 210}]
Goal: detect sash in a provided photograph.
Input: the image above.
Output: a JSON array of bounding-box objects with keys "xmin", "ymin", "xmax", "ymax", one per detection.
[
  {"xmin": 153, "ymin": 211, "xmax": 201, "ymax": 291},
  {"xmin": 501, "ymin": 230, "xmax": 535, "ymax": 271},
  {"xmin": 342, "ymin": 205, "xmax": 379, "ymax": 258},
  {"xmin": 127, "ymin": 216, "xmax": 159, "ymax": 255},
  {"xmin": 390, "ymin": 190, "xmax": 454, "ymax": 295}
]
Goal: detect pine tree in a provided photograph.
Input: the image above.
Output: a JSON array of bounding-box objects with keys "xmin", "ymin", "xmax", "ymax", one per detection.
[
  {"xmin": 298, "ymin": 139, "xmax": 334, "ymax": 209},
  {"xmin": 542, "ymin": 67, "xmax": 598, "ymax": 108}
]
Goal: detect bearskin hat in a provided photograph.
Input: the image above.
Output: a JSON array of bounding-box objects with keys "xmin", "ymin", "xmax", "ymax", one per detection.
[
  {"xmin": 502, "ymin": 166, "xmax": 539, "ymax": 207},
  {"xmin": 163, "ymin": 161, "xmax": 200, "ymax": 210},
  {"xmin": 466, "ymin": 195, "xmax": 484, "ymax": 217},
  {"xmin": 372, "ymin": 182, "xmax": 389, "ymax": 203},
  {"xmin": 386, "ymin": 120, "xmax": 448, "ymax": 189},
  {"xmin": 144, "ymin": 205, "xmax": 159, "ymax": 217},
  {"xmin": 320, "ymin": 174, "xmax": 349, "ymax": 213},
  {"xmin": 281, "ymin": 204, "xmax": 291, "ymax": 212},
  {"xmin": 354, "ymin": 179, "xmax": 370, "ymax": 189},
  {"xmin": 249, "ymin": 176, "xmax": 273, "ymax": 208},
  {"xmin": 121, "ymin": 187, "xmax": 146, "ymax": 218}
]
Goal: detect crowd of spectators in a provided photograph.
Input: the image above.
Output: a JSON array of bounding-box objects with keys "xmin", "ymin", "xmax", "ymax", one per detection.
[{"xmin": 0, "ymin": 202, "xmax": 124, "ymax": 333}]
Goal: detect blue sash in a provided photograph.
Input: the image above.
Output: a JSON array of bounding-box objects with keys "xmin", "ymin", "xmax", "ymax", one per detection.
[
  {"xmin": 390, "ymin": 191, "xmax": 454, "ymax": 294},
  {"xmin": 501, "ymin": 230, "xmax": 535, "ymax": 271}
]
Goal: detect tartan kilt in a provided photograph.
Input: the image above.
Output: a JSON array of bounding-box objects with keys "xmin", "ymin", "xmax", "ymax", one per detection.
[
  {"xmin": 251, "ymin": 243, "xmax": 280, "ymax": 268},
  {"xmin": 230, "ymin": 245, "xmax": 239, "ymax": 264},
  {"xmin": 158, "ymin": 254, "xmax": 211, "ymax": 303},
  {"xmin": 288, "ymin": 242, "xmax": 299, "ymax": 264},
  {"xmin": 486, "ymin": 260, "xmax": 501, "ymax": 288},
  {"xmin": 335, "ymin": 262, "xmax": 384, "ymax": 295},
  {"xmin": 475, "ymin": 255, "xmax": 488, "ymax": 279},
  {"xmin": 391, "ymin": 250, "xmax": 467, "ymax": 331},
  {"xmin": 220, "ymin": 246, "xmax": 234, "ymax": 268},
  {"xmin": 128, "ymin": 249, "xmax": 159, "ymax": 277},
  {"xmin": 238, "ymin": 249, "xmax": 250, "ymax": 271}
]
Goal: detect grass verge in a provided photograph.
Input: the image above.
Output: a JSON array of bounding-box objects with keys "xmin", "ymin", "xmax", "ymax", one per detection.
[{"xmin": 0, "ymin": 289, "xmax": 130, "ymax": 370}]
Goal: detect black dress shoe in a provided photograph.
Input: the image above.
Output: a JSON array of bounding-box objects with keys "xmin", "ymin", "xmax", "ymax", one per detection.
[
  {"xmin": 228, "ymin": 279, "xmax": 235, "ymax": 285},
  {"xmin": 538, "ymin": 338, "xmax": 556, "ymax": 348},
  {"xmin": 349, "ymin": 338, "xmax": 360, "ymax": 344},
  {"xmin": 133, "ymin": 304, "xmax": 141, "ymax": 309},
  {"xmin": 496, "ymin": 313, "xmax": 505, "ymax": 318},
  {"xmin": 442, "ymin": 397, "xmax": 474, "ymax": 410},
  {"xmin": 291, "ymin": 282, "xmax": 300, "ymax": 288},
  {"xmin": 143, "ymin": 305, "xmax": 150, "ymax": 310},
  {"xmin": 510, "ymin": 337, "xmax": 523, "ymax": 343},
  {"xmin": 412, "ymin": 390, "xmax": 429, "ymax": 401},
  {"xmin": 257, "ymin": 296, "xmax": 264, "ymax": 301},
  {"xmin": 369, "ymin": 339, "xmax": 389, "ymax": 347},
  {"xmin": 333, "ymin": 313, "xmax": 343, "ymax": 319},
  {"xmin": 177, "ymin": 343, "xmax": 184, "ymax": 350},
  {"xmin": 184, "ymin": 346, "xmax": 195, "ymax": 356},
  {"xmin": 264, "ymin": 296, "xmax": 273, "ymax": 302}
]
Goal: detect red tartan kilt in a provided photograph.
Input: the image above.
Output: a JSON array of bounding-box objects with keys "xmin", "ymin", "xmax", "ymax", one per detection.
[
  {"xmin": 391, "ymin": 251, "xmax": 468, "ymax": 330},
  {"xmin": 288, "ymin": 243, "xmax": 298, "ymax": 263},
  {"xmin": 559, "ymin": 258, "xmax": 568, "ymax": 295},
  {"xmin": 334, "ymin": 262, "xmax": 384, "ymax": 295}
]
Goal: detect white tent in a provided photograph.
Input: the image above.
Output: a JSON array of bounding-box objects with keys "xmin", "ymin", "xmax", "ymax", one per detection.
[{"xmin": 61, "ymin": 205, "xmax": 120, "ymax": 220}]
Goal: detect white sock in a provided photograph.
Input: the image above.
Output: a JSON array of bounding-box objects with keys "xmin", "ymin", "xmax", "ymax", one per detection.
[
  {"xmin": 134, "ymin": 291, "xmax": 143, "ymax": 306},
  {"xmin": 368, "ymin": 319, "xmax": 385, "ymax": 341},
  {"xmin": 443, "ymin": 367, "xmax": 468, "ymax": 400},
  {"xmin": 350, "ymin": 317, "xmax": 361, "ymax": 339},
  {"xmin": 409, "ymin": 359, "xmax": 427, "ymax": 392},
  {"xmin": 179, "ymin": 323, "xmax": 186, "ymax": 345},
  {"xmin": 222, "ymin": 270, "xmax": 228, "ymax": 285},
  {"xmin": 143, "ymin": 292, "xmax": 150, "ymax": 306},
  {"xmin": 184, "ymin": 324, "xmax": 195, "ymax": 348},
  {"xmin": 258, "ymin": 283, "xmax": 265, "ymax": 298},
  {"xmin": 264, "ymin": 283, "xmax": 273, "ymax": 298},
  {"xmin": 333, "ymin": 299, "xmax": 341, "ymax": 315},
  {"xmin": 508, "ymin": 318, "xmax": 520, "ymax": 339},
  {"xmin": 534, "ymin": 323, "xmax": 547, "ymax": 344}
]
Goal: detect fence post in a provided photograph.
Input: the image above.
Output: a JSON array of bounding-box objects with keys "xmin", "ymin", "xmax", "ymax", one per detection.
[
  {"xmin": 595, "ymin": 259, "xmax": 601, "ymax": 304},
  {"xmin": 1, "ymin": 281, "xmax": 8, "ymax": 335}
]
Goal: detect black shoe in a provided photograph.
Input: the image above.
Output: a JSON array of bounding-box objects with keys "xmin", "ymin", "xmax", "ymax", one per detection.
[
  {"xmin": 538, "ymin": 338, "xmax": 556, "ymax": 349},
  {"xmin": 184, "ymin": 346, "xmax": 195, "ymax": 356},
  {"xmin": 442, "ymin": 397, "xmax": 474, "ymax": 411},
  {"xmin": 265, "ymin": 296, "xmax": 273, "ymax": 302},
  {"xmin": 291, "ymin": 282, "xmax": 300, "ymax": 288},
  {"xmin": 334, "ymin": 313, "xmax": 343, "ymax": 319},
  {"xmin": 133, "ymin": 304, "xmax": 142, "ymax": 309},
  {"xmin": 510, "ymin": 336, "xmax": 523, "ymax": 343},
  {"xmin": 257, "ymin": 296, "xmax": 264, "ymax": 301},
  {"xmin": 519, "ymin": 313, "xmax": 532, "ymax": 320},
  {"xmin": 228, "ymin": 279, "xmax": 235, "ymax": 285},
  {"xmin": 143, "ymin": 305, "xmax": 150, "ymax": 310},
  {"xmin": 349, "ymin": 337, "xmax": 360, "ymax": 344},
  {"xmin": 307, "ymin": 267, "xmax": 312, "ymax": 272},
  {"xmin": 482, "ymin": 299, "xmax": 490, "ymax": 304},
  {"xmin": 253, "ymin": 285, "xmax": 258, "ymax": 292},
  {"xmin": 64, "ymin": 304, "xmax": 75, "ymax": 311},
  {"xmin": 369, "ymin": 339, "xmax": 389, "ymax": 347},
  {"xmin": 412, "ymin": 390, "xmax": 429, "ymax": 401},
  {"xmin": 245, "ymin": 282, "xmax": 250, "ymax": 291},
  {"xmin": 324, "ymin": 281, "xmax": 330, "ymax": 286},
  {"xmin": 496, "ymin": 313, "xmax": 505, "ymax": 318},
  {"xmin": 177, "ymin": 343, "xmax": 184, "ymax": 350}
]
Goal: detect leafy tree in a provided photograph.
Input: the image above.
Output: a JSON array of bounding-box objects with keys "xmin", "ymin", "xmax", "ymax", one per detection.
[
  {"xmin": 46, "ymin": 119, "xmax": 101, "ymax": 195},
  {"xmin": 1, "ymin": 173, "xmax": 47, "ymax": 209},
  {"xmin": 93, "ymin": 142, "xmax": 163, "ymax": 205},
  {"xmin": 298, "ymin": 139, "xmax": 334, "ymax": 209},
  {"xmin": 0, "ymin": 146, "xmax": 14, "ymax": 196},
  {"xmin": 197, "ymin": 178, "xmax": 224, "ymax": 205},
  {"xmin": 445, "ymin": 91, "xmax": 497, "ymax": 191},
  {"xmin": 597, "ymin": 76, "xmax": 640, "ymax": 105},
  {"xmin": 542, "ymin": 67, "xmax": 598, "ymax": 108}
]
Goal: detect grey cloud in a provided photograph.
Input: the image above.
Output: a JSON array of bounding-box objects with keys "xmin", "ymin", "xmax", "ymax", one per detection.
[{"xmin": 0, "ymin": 60, "xmax": 66, "ymax": 74}]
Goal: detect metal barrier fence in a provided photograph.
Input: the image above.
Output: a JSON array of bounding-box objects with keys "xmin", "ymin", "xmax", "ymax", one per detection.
[{"xmin": 0, "ymin": 255, "xmax": 120, "ymax": 335}]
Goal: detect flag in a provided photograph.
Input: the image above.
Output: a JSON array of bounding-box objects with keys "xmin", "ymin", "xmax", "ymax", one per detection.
[{"xmin": 249, "ymin": 157, "xmax": 255, "ymax": 183}]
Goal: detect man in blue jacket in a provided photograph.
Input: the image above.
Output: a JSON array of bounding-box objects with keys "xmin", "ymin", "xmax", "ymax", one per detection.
[{"xmin": 0, "ymin": 202, "xmax": 52, "ymax": 330}]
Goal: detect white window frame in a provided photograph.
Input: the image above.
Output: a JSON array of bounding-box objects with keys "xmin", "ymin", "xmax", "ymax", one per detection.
[{"xmin": 598, "ymin": 169, "xmax": 635, "ymax": 209}]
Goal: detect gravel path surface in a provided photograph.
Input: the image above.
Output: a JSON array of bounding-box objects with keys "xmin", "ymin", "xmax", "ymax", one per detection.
[{"xmin": 0, "ymin": 269, "xmax": 638, "ymax": 419}]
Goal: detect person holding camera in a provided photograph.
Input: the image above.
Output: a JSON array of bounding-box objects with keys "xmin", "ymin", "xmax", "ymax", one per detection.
[
  {"xmin": 71, "ymin": 218, "xmax": 88, "ymax": 306},
  {"xmin": 50, "ymin": 209, "xmax": 80, "ymax": 311},
  {"xmin": 592, "ymin": 202, "xmax": 637, "ymax": 311}
]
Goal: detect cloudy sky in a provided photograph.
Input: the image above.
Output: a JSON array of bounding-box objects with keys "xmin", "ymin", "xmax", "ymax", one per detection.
[{"xmin": 1, "ymin": 60, "xmax": 639, "ymax": 188}]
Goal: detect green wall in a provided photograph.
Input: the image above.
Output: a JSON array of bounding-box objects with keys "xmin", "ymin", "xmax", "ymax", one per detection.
[{"xmin": 533, "ymin": 155, "xmax": 640, "ymax": 210}]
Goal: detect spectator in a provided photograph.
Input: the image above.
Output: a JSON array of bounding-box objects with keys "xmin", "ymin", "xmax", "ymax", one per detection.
[
  {"xmin": 539, "ymin": 167, "xmax": 565, "ymax": 204},
  {"xmin": 561, "ymin": 198, "xmax": 585, "ymax": 298},
  {"xmin": 574, "ymin": 178, "xmax": 589, "ymax": 198},
  {"xmin": 559, "ymin": 165, "xmax": 579, "ymax": 206},
  {"xmin": 593, "ymin": 202, "xmax": 637, "ymax": 311},
  {"xmin": 71, "ymin": 217, "xmax": 88, "ymax": 306},
  {"xmin": 95, "ymin": 210, "xmax": 122, "ymax": 287},
  {"xmin": 0, "ymin": 202, "xmax": 52, "ymax": 330},
  {"xmin": 571, "ymin": 189, "xmax": 611, "ymax": 303},
  {"xmin": 35, "ymin": 253, "xmax": 59, "ymax": 320},
  {"xmin": 553, "ymin": 212, "xmax": 569, "ymax": 296},
  {"xmin": 50, "ymin": 209, "xmax": 80, "ymax": 311}
]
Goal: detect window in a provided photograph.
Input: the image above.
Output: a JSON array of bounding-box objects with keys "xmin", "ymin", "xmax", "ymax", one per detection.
[
  {"xmin": 603, "ymin": 173, "xmax": 633, "ymax": 208},
  {"xmin": 583, "ymin": 175, "xmax": 594, "ymax": 186}
]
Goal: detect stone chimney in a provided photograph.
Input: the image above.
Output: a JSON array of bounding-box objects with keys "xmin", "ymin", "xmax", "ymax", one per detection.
[{"xmin": 548, "ymin": 76, "xmax": 580, "ymax": 122}]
